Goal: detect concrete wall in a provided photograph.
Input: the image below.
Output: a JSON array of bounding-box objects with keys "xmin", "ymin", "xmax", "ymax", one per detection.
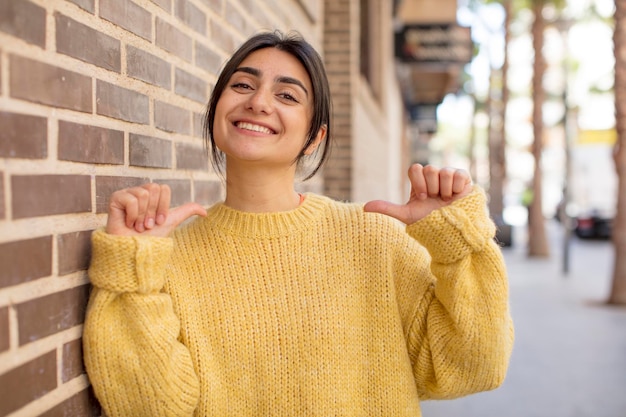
[{"xmin": 353, "ymin": 78, "xmax": 407, "ymax": 204}]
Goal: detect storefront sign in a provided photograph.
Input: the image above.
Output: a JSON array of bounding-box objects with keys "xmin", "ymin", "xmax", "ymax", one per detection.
[{"xmin": 395, "ymin": 24, "xmax": 473, "ymax": 64}]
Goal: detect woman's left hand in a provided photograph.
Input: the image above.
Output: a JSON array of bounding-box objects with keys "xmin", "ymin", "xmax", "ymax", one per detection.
[{"xmin": 363, "ymin": 164, "xmax": 473, "ymax": 225}]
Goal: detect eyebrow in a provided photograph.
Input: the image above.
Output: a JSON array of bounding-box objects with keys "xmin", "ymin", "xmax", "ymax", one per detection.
[{"xmin": 234, "ymin": 66, "xmax": 309, "ymax": 97}]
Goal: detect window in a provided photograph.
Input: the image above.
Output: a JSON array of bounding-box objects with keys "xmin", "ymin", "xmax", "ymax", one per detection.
[{"xmin": 359, "ymin": 0, "xmax": 382, "ymax": 100}]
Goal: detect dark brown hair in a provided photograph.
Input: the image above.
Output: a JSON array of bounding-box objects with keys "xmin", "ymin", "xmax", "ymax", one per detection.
[{"xmin": 203, "ymin": 30, "xmax": 332, "ymax": 181}]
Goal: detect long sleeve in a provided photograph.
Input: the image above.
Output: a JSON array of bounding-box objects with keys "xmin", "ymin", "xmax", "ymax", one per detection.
[
  {"xmin": 83, "ymin": 230, "xmax": 200, "ymax": 417},
  {"xmin": 403, "ymin": 187, "xmax": 514, "ymax": 399}
]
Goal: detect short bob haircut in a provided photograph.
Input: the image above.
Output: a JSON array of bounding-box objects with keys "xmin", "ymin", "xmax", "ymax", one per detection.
[{"xmin": 203, "ymin": 30, "xmax": 332, "ymax": 181}]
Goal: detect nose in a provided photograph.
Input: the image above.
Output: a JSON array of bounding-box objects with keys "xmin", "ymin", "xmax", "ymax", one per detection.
[{"xmin": 246, "ymin": 87, "xmax": 273, "ymax": 114}]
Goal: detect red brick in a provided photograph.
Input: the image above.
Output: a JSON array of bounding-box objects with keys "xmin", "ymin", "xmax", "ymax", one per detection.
[
  {"xmin": 99, "ymin": 0, "xmax": 151, "ymax": 41},
  {"xmin": 175, "ymin": 68, "xmax": 208, "ymax": 103},
  {"xmin": 96, "ymin": 80, "xmax": 149, "ymax": 124},
  {"xmin": 239, "ymin": 0, "xmax": 272, "ymax": 28},
  {"xmin": 151, "ymin": 0, "xmax": 171, "ymax": 12},
  {"xmin": 129, "ymin": 134, "xmax": 173, "ymax": 169},
  {"xmin": 0, "ymin": 351, "xmax": 57, "ymax": 416},
  {"xmin": 12, "ymin": 175, "xmax": 91, "ymax": 219},
  {"xmin": 225, "ymin": 3, "xmax": 247, "ymax": 33},
  {"xmin": 95, "ymin": 176, "xmax": 148, "ymax": 214},
  {"xmin": 10, "ymin": 55, "xmax": 92, "ymax": 113},
  {"xmin": 175, "ymin": 0, "xmax": 207, "ymax": 34},
  {"xmin": 154, "ymin": 101, "xmax": 190, "ymax": 134},
  {"xmin": 156, "ymin": 17, "xmax": 192, "ymax": 62},
  {"xmin": 38, "ymin": 387, "xmax": 101, "ymax": 417},
  {"xmin": 16, "ymin": 285, "xmax": 90, "ymax": 345},
  {"xmin": 193, "ymin": 112, "xmax": 204, "ymax": 138},
  {"xmin": 58, "ymin": 120, "xmax": 124, "ymax": 165},
  {"xmin": 176, "ymin": 142, "xmax": 208, "ymax": 170},
  {"xmin": 0, "ymin": 112, "xmax": 47, "ymax": 159},
  {"xmin": 67, "ymin": 0, "xmax": 95, "ymax": 14},
  {"xmin": 323, "ymin": 8, "xmax": 354, "ymax": 203},
  {"xmin": 210, "ymin": 21, "xmax": 237, "ymax": 54},
  {"xmin": 0, "ymin": 306, "xmax": 9, "ymax": 352},
  {"xmin": 0, "ymin": 236, "xmax": 52, "ymax": 289},
  {"xmin": 325, "ymin": 0, "xmax": 351, "ymax": 12},
  {"xmin": 197, "ymin": 0, "xmax": 221, "ymax": 13},
  {"xmin": 195, "ymin": 42, "xmax": 223, "ymax": 73},
  {"xmin": 62, "ymin": 338, "xmax": 85, "ymax": 382},
  {"xmin": 126, "ymin": 45, "xmax": 171, "ymax": 89},
  {"xmin": 194, "ymin": 180, "xmax": 223, "ymax": 206},
  {"xmin": 154, "ymin": 179, "xmax": 191, "ymax": 207},
  {"xmin": 57, "ymin": 230, "xmax": 93, "ymax": 276},
  {"xmin": 0, "ymin": 0, "xmax": 46, "ymax": 48},
  {"xmin": 0, "ymin": 172, "xmax": 4, "ymax": 219},
  {"xmin": 55, "ymin": 13, "xmax": 121, "ymax": 72}
]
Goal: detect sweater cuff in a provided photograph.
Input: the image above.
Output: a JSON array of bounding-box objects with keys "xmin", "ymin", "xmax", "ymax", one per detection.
[
  {"xmin": 406, "ymin": 186, "xmax": 496, "ymax": 264},
  {"xmin": 88, "ymin": 229, "xmax": 174, "ymax": 294}
]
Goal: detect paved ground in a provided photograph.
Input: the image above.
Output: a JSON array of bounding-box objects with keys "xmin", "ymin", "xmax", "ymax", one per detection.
[{"xmin": 421, "ymin": 221, "xmax": 626, "ymax": 417}]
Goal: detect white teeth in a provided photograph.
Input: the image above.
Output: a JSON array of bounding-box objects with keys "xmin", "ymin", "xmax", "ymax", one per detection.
[{"xmin": 237, "ymin": 122, "xmax": 273, "ymax": 134}]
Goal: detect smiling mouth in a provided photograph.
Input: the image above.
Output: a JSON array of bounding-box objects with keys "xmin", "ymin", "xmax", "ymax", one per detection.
[{"xmin": 235, "ymin": 121, "xmax": 275, "ymax": 134}]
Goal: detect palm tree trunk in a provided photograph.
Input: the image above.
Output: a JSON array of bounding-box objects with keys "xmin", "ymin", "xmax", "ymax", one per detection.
[
  {"xmin": 486, "ymin": 65, "xmax": 499, "ymax": 209},
  {"xmin": 488, "ymin": 70, "xmax": 505, "ymax": 218},
  {"xmin": 609, "ymin": 0, "xmax": 626, "ymax": 304},
  {"xmin": 488, "ymin": 0, "xmax": 512, "ymax": 220},
  {"xmin": 500, "ymin": 0, "xmax": 511, "ymax": 187},
  {"xmin": 469, "ymin": 94, "xmax": 479, "ymax": 181},
  {"xmin": 528, "ymin": 0, "xmax": 550, "ymax": 257}
]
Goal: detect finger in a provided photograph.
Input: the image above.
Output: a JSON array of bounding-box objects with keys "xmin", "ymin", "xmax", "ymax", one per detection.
[
  {"xmin": 408, "ymin": 164, "xmax": 427, "ymax": 200},
  {"xmin": 452, "ymin": 169, "xmax": 472, "ymax": 195},
  {"xmin": 108, "ymin": 189, "xmax": 139, "ymax": 230},
  {"xmin": 155, "ymin": 184, "xmax": 171, "ymax": 226},
  {"xmin": 166, "ymin": 202, "xmax": 207, "ymax": 229},
  {"xmin": 422, "ymin": 165, "xmax": 440, "ymax": 197},
  {"xmin": 127, "ymin": 187, "xmax": 150, "ymax": 232},
  {"xmin": 141, "ymin": 183, "xmax": 162, "ymax": 230},
  {"xmin": 438, "ymin": 168, "xmax": 455, "ymax": 200},
  {"xmin": 363, "ymin": 200, "xmax": 411, "ymax": 224}
]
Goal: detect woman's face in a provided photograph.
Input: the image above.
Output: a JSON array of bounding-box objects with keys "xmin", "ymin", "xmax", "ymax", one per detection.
[{"xmin": 213, "ymin": 47, "xmax": 323, "ymax": 173}]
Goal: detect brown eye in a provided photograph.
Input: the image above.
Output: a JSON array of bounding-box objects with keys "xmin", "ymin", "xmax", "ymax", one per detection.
[
  {"xmin": 231, "ymin": 83, "xmax": 252, "ymax": 90},
  {"xmin": 278, "ymin": 92, "xmax": 298, "ymax": 102}
]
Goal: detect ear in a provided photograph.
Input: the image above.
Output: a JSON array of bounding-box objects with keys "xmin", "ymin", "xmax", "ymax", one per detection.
[{"xmin": 303, "ymin": 125, "xmax": 327, "ymax": 155}]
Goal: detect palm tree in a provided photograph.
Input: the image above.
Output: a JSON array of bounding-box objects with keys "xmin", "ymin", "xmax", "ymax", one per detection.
[
  {"xmin": 487, "ymin": 0, "xmax": 512, "ymax": 224},
  {"xmin": 466, "ymin": 0, "xmax": 512, "ymax": 233},
  {"xmin": 609, "ymin": 0, "xmax": 626, "ymax": 304},
  {"xmin": 527, "ymin": 0, "xmax": 551, "ymax": 257},
  {"xmin": 472, "ymin": 0, "xmax": 564, "ymax": 255}
]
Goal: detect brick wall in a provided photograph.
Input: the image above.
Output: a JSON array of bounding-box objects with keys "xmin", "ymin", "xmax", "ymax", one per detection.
[
  {"xmin": 322, "ymin": 0, "xmax": 355, "ymax": 202},
  {"xmin": 0, "ymin": 0, "xmax": 322, "ymax": 415}
]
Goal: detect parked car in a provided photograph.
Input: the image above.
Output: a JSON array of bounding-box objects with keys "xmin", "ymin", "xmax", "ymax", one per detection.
[{"xmin": 574, "ymin": 210, "xmax": 613, "ymax": 239}]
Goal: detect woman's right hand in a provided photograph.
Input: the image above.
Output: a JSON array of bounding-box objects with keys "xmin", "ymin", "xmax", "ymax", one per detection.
[{"xmin": 106, "ymin": 183, "xmax": 207, "ymax": 237}]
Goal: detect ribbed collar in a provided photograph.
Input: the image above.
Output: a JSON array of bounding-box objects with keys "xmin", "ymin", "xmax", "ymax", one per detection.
[{"xmin": 201, "ymin": 193, "xmax": 330, "ymax": 239}]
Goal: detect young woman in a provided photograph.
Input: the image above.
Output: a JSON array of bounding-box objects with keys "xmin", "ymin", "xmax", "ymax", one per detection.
[{"xmin": 83, "ymin": 31, "xmax": 514, "ymax": 416}]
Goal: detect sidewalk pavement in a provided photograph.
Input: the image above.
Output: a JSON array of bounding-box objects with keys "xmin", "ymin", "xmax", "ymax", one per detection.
[{"xmin": 421, "ymin": 220, "xmax": 626, "ymax": 417}]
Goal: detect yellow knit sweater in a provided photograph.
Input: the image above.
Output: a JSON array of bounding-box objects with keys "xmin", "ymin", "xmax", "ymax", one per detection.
[{"xmin": 83, "ymin": 188, "xmax": 514, "ymax": 417}]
